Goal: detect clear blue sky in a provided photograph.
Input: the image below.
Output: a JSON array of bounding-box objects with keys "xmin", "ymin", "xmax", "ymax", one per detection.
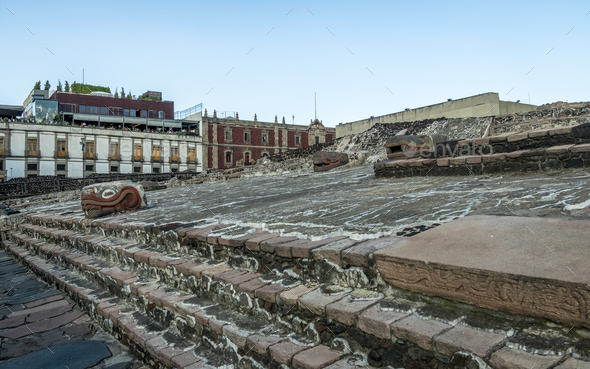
[{"xmin": 2, "ymin": 1, "xmax": 589, "ymax": 126}]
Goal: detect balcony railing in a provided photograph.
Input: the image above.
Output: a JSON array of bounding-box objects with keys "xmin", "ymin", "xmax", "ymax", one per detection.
[
  {"xmin": 171, "ymin": 156, "xmax": 179, "ymax": 163},
  {"xmin": 26, "ymin": 150, "xmax": 40, "ymax": 157},
  {"xmin": 133, "ymin": 155, "xmax": 143, "ymax": 162},
  {"xmin": 85, "ymin": 152, "xmax": 96, "ymax": 159},
  {"xmin": 188, "ymin": 155, "xmax": 196, "ymax": 163},
  {"xmin": 55, "ymin": 151, "xmax": 68, "ymax": 159},
  {"xmin": 152, "ymin": 155, "xmax": 161, "ymax": 162},
  {"xmin": 109, "ymin": 154, "xmax": 120, "ymax": 160},
  {"xmin": 0, "ymin": 149, "xmax": 7, "ymax": 156}
]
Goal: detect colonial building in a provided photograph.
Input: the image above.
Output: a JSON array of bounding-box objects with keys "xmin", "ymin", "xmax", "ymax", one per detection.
[
  {"xmin": 0, "ymin": 122, "xmax": 202, "ymax": 181},
  {"xmin": 193, "ymin": 110, "xmax": 335, "ymax": 170}
]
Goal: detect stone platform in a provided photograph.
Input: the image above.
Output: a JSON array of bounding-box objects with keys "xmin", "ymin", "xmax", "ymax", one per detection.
[{"xmin": 375, "ymin": 215, "xmax": 590, "ymax": 329}]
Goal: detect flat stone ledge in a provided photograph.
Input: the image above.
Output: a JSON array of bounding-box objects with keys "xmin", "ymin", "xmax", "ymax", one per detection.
[
  {"xmin": 489, "ymin": 346, "xmax": 563, "ymax": 369},
  {"xmin": 555, "ymin": 358, "xmax": 590, "ymax": 369},
  {"xmin": 391, "ymin": 315, "xmax": 451, "ymax": 351},
  {"xmin": 375, "ymin": 215, "xmax": 590, "ymax": 329}
]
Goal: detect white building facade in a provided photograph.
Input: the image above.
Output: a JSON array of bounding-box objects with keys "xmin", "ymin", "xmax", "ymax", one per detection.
[{"xmin": 0, "ymin": 122, "xmax": 202, "ymax": 181}]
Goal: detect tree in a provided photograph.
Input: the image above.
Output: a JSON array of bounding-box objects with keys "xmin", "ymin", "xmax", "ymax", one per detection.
[
  {"xmin": 56, "ymin": 80, "xmax": 63, "ymax": 92},
  {"xmin": 120, "ymin": 87, "xmax": 125, "ymax": 98},
  {"xmin": 44, "ymin": 80, "xmax": 51, "ymax": 90},
  {"xmin": 64, "ymin": 81, "xmax": 69, "ymax": 92},
  {"xmin": 127, "ymin": 91, "xmax": 132, "ymax": 99},
  {"xmin": 114, "ymin": 88, "xmax": 119, "ymax": 98},
  {"xmin": 34, "ymin": 81, "xmax": 41, "ymax": 89}
]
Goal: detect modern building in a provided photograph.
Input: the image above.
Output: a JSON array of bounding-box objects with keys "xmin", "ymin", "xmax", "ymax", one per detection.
[
  {"xmin": 335, "ymin": 92, "xmax": 538, "ymax": 138},
  {"xmin": 183, "ymin": 109, "xmax": 336, "ymax": 170}
]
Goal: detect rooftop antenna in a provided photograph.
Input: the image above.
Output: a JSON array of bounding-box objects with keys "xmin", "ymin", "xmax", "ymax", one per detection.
[{"xmin": 314, "ymin": 92, "xmax": 317, "ymax": 120}]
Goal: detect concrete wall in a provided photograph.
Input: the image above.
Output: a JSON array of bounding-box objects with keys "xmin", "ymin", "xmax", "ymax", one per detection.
[
  {"xmin": 335, "ymin": 93, "xmax": 538, "ymax": 138},
  {"xmin": 0, "ymin": 122, "xmax": 202, "ymax": 180}
]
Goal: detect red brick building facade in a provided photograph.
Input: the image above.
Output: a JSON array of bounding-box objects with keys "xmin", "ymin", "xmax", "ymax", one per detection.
[{"xmin": 201, "ymin": 110, "xmax": 335, "ymax": 170}]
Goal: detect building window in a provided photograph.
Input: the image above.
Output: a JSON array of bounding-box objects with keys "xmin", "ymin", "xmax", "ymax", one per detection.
[
  {"xmin": 171, "ymin": 147, "xmax": 178, "ymax": 162},
  {"xmin": 244, "ymin": 132, "xmax": 251, "ymax": 142},
  {"xmin": 56, "ymin": 164, "xmax": 66, "ymax": 171},
  {"xmin": 0, "ymin": 138, "xmax": 4, "ymax": 155},
  {"xmin": 245, "ymin": 152, "xmax": 251, "ymax": 165},
  {"xmin": 133, "ymin": 166, "xmax": 141, "ymax": 173},
  {"xmin": 101, "ymin": 107, "xmax": 108, "ymax": 115},
  {"xmin": 109, "ymin": 143, "xmax": 119, "ymax": 159},
  {"xmin": 262, "ymin": 133, "xmax": 268, "ymax": 143},
  {"xmin": 85, "ymin": 142, "xmax": 95, "ymax": 158},
  {"xmin": 153, "ymin": 167, "xmax": 160, "ymax": 173},
  {"xmin": 79, "ymin": 105, "xmax": 86, "ymax": 114},
  {"xmin": 225, "ymin": 151, "xmax": 232, "ymax": 163},
  {"xmin": 27, "ymin": 139, "xmax": 38, "ymax": 156},
  {"xmin": 129, "ymin": 109, "xmax": 136, "ymax": 117},
  {"xmin": 85, "ymin": 165, "xmax": 94, "ymax": 171},
  {"xmin": 159, "ymin": 111, "xmax": 164, "ymax": 119},
  {"xmin": 134, "ymin": 145, "xmax": 142, "ymax": 160},
  {"xmin": 315, "ymin": 136, "xmax": 319, "ymax": 145},
  {"xmin": 188, "ymin": 148, "xmax": 195, "ymax": 162},
  {"xmin": 152, "ymin": 146, "xmax": 161, "ymax": 161},
  {"xmin": 171, "ymin": 168, "xmax": 178, "ymax": 173},
  {"xmin": 27, "ymin": 163, "xmax": 37, "ymax": 171},
  {"xmin": 225, "ymin": 129, "xmax": 232, "ymax": 142},
  {"xmin": 57, "ymin": 140, "xmax": 66, "ymax": 157},
  {"xmin": 124, "ymin": 109, "xmax": 129, "ymax": 117},
  {"xmin": 110, "ymin": 166, "xmax": 119, "ymax": 173},
  {"xmin": 295, "ymin": 136, "xmax": 300, "ymax": 145},
  {"xmin": 141, "ymin": 110, "xmax": 147, "ymax": 118},
  {"xmin": 92, "ymin": 106, "xmax": 98, "ymax": 115}
]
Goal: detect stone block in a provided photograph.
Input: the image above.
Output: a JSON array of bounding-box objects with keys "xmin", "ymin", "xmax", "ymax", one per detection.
[
  {"xmin": 292, "ymin": 345, "xmax": 345, "ymax": 369},
  {"xmin": 269, "ymin": 341, "xmax": 308, "ymax": 365},
  {"xmin": 465, "ymin": 156, "xmax": 482, "ymax": 164},
  {"xmin": 449, "ymin": 157, "xmax": 466, "ymax": 165},
  {"xmin": 312, "ymin": 239, "xmax": 358, "ymax": 266},
  {"xmin": 207, "ymin": 317, "xmax": 227, "ymax": 335},
  {"xmin": 171, "ymin": 351, "xmax": 202, "ymax": 368},
  {"xmin": 226, "ymin": 230, "xmax": 268, "ymax": 247},
  {"xmin": 256, "ymin": 283, "xmax": 286, "ymax": 303},
  {"xmin": 555, "ymin": 358, "xmax": 590, "ymax": 369},
  {"xmin": 186, "ymin": 224, "xmax": 219, "ymax": 242},
  {"xmin": 222, "ymin": 324, "xmax": 251, "ymax": 348},
  {"xmin": 279, "ymin": 285, "xmax": 317, "ymax": 306},
  {"xmin": 245, "ymin": 233, "xmax": 280, "ymax": 252},
  {"xmin": 571, "ymin": 143, "xmax": 590, "ymax": 153},
  {"xmin": 284, "ymin": 236, "xmax": 348, "ymax": 259},
  {"xmin": 246, "ymin": 335, "xmax": 284, "ymax": 356},
  {"xmin": 507, "ymin": 132, "xmax": 528, "ymax": 142},
  {"xmin": 528, "ymin": 129, "xmax": 550, "ymax": 138},
  {"xmin": 201, "ymin": 264, "xmax": 233, "ymax": 278},
  {"xmin": 326, "ymin": 296, "xmax": 381, "ymax": 326},
  {"xmin": 298, "ymin": 289, "xmax": 349, "ymax": 316},
  {"xmin": 391, "ymin": 316, "xmax": 451, "ymax": 351},
  {"xmin": 546, "ymin": 145, "xmax": 574, "ymax": 154},
  {"xmin": 489, "ymin": 347, "xmax": 563, "ymax": 369},
  {"xmin": 549, "ymin": 126, "xmax": 573, "ymax": 135},
  {"xmin": 237, "ymin": 279, "xmax": 271, "ymax": 298},
  {"xmin": 490, "ymin": 132, "xmax": 515, "ymax": 142},
  {"xmin": 437, "ymin": 158, "xmax": 450, "ymax": 167},
  {"xmin": 434, "ymin": 324, "xmax": 506, "ymax": 358},
  {"xmin": 358, "ymin": 305, "xmax": 409, "ymax": 340},
  {"xmin": 342, "ymin": 236, "xmax": 403, "ymax": 267},
  {"xmin": 506, "ymin": 150, "xmax": 528, "ymax": 158},
  {"xmin": 473, "ymin": 137, "xmax": 490, "ymax": 145},
  {"xmin": 260, "ymin": 236, "xmax": 300, "ymax": 254}
]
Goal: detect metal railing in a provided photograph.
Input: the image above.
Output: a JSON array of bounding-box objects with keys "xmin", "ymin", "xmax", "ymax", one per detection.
[
  {"xmin": 174, "ymin": 103, "xmax": 202, "ymax": 120},
  {"xmin": 0, "ymin": 172, "xmax": 197, "ymax": 200}
]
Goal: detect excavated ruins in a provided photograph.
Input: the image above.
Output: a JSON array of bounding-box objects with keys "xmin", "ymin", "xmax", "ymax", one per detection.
[{"xmin": 2, "ymin": 103, "xmax": 590, "ymax": 369}]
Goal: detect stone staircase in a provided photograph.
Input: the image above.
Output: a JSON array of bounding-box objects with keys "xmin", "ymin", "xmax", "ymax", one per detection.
[
  {"xmin": 375, "ymin": 123, "xmax": 590, "ymax": 178},
  {"xmin": 3, "ymin": 212, "xmax": 590, "ymax": 368}
]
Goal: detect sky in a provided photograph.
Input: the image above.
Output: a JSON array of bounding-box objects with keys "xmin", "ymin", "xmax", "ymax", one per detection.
[{"xmin": 1, "ymin": 1, "xmax": 589, "ymax": 127}]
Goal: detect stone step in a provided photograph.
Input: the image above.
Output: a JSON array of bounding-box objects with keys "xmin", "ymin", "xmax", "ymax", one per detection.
[
  {"xmin": 374, "ymin": 141, "xmax": 590, "ymax": 178},
  {"xmin": 374, "ymin": 215, "xmax": 590, "ymax": 330},
  {"xmin": 8, "ymin": 220, "xmax": 590, "ymax": 368},
  {"xmin": 3, "ymin": 238, "xmax": 350, "ymax": 369},
  {"xmin": 24, "ymin": 212, "xmax": 402, "ymax": 290}
]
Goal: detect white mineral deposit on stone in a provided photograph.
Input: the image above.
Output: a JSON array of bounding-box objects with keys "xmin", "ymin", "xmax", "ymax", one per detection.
[{"xmin": 564, "ymin": 199, "xmax": 590, "ymax": 211}]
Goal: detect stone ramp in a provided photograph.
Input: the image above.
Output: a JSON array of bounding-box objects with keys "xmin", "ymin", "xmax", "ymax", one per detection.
[{"xmin": 375, "ymin": 215, "xmax": 590, "ymax": 329}]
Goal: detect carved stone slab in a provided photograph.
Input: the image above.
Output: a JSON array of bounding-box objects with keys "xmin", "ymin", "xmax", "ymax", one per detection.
[
  {"xmin": 385, "ymin": 134, "xmax": 448, "ymax": 160},
  {"xmin": 313, "ymin": 151, "xmax": 349, "ymax": 172},
  {"xmin": 374, "ymin": 215, "xmax": 590, "ymax": 329},
  {"xmin": 81, "ymin": 180, "xmax": 148, "ymax": 219}
]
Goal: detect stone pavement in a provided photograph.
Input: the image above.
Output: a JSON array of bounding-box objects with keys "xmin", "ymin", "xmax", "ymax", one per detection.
[{"xmin": 0, "ymin": 251, "xmax": 142, "ymax": 369}]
